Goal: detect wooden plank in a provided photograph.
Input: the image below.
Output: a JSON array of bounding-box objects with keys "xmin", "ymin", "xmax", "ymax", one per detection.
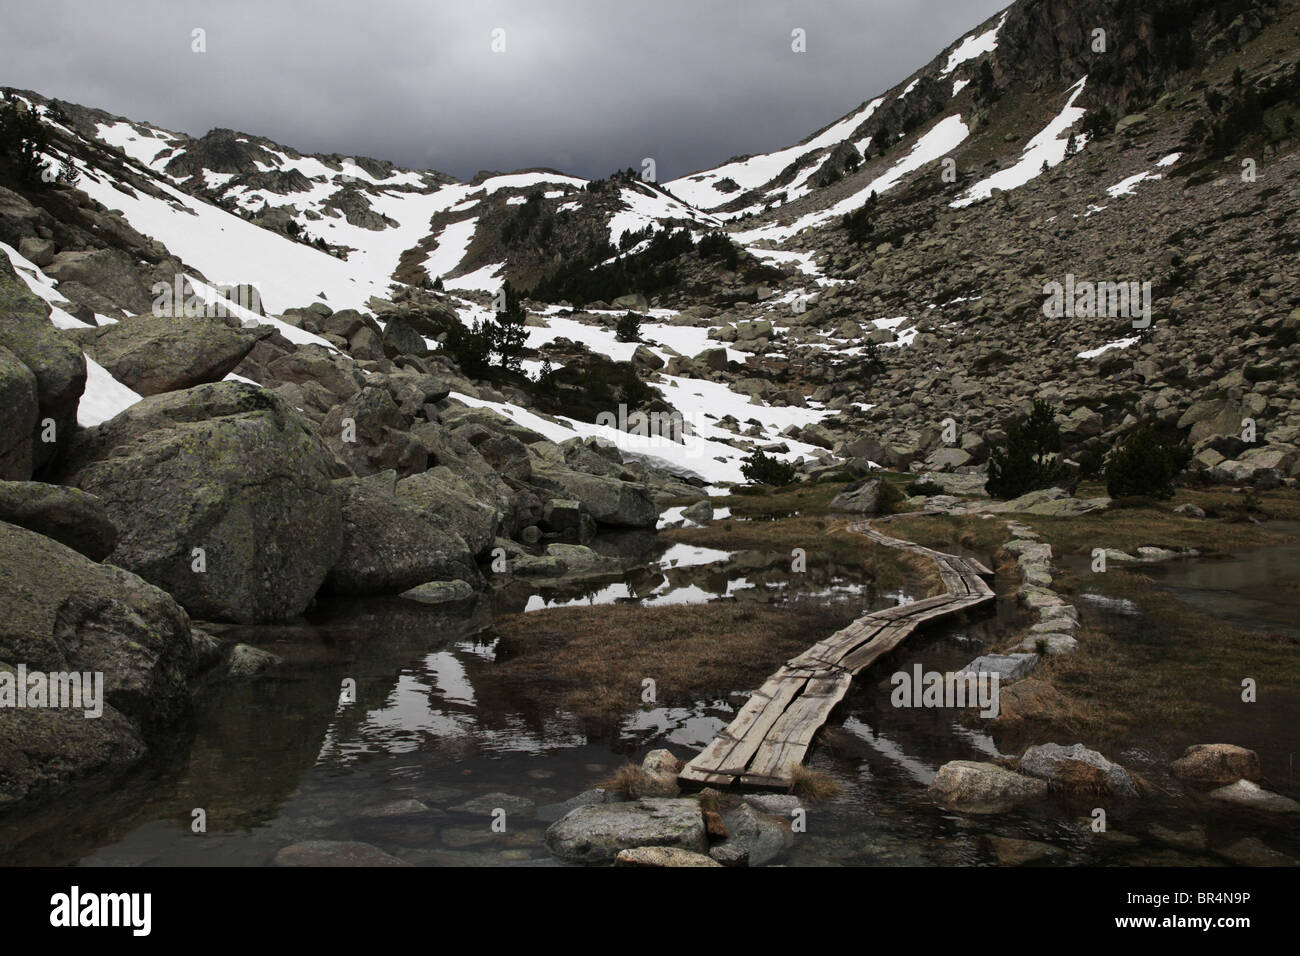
[
  {"xmin": 840, "ymin": 621, "xmax": 921, "ymax": 674},
  {"xmin": 680, "ymin": 512, "xmax": 999, "ymax": 789},
  {"xmin": 742, "ymin": 674, "xmax": 853, "ymax": 784},
  {"xmin": 681, "ymin": 669, "xmax": 808, "ymax": 777}
]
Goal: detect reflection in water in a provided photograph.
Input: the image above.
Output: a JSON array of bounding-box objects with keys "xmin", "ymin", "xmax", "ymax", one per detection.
[{"xmin": 1144, "ymin": 521, "xmax": 1300, "ymax": 636}]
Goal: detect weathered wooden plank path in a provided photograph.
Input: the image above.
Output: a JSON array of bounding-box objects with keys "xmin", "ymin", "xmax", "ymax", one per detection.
[{"xmin": 678, "ymin": 516, "xmax": 995, "ymax": 790}]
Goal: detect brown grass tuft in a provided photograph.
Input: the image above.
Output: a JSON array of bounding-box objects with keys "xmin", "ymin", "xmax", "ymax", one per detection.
[
  {"xmin": 598, "ymin": 763, "xmax": 654, "ymax": 798},
  {"xmin": 788, "ymin": 765, "xmax": 842, "ymax": 801}
]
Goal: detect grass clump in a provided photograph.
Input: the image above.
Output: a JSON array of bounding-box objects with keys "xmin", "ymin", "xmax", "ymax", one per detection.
[{"xmin": 789, "ymin": 765, "xmax": 842, "ymax": 801}]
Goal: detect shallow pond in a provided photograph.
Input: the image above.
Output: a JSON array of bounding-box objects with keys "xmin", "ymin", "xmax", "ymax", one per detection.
[{"xmin": 2, "ymin": 529, "xmax": 1297, "ymax": 866}]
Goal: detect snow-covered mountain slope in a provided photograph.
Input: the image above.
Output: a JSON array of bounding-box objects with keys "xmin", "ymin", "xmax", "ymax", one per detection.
[{"xmin": 5, "ymin": 0, "xmax": 1296, "ymax": 496}]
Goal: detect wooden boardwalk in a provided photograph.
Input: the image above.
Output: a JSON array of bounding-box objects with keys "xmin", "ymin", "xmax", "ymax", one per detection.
[{"xmin": 678, "ymin": 517, "xmax": 996, "ymax": 790}]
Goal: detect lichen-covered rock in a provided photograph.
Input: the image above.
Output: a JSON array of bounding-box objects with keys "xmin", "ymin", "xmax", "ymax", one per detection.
[
  {"xmin": 0, "ymin": 480, "xmax": 118, "ymax": 561},
  {"xmin": 0, "ymin": 255, "xmax": 85, "ymax": 472},
  {"xmin": 82, "ymin": 312, "xmax": 269, "ymax": 396},
  {"xmin": 638, "ymin": 748, "xmax": 682, "ymax": 798},
  {"xmin": 324, "ymin": 472, "xmax": 480, "ymax": 595},
  {"xmin": 529, "ymin": 462, "xmax": 658, "ymax": 529},
  {"xmin": 0, "ymin": 519, "xmax": 195, "ymax": 805},
  {"xmin": 0, "ymin": 346, "xmax": 38, "ymax": 480},
  {"xmin": 60, "ymin": 382, "xmax": 342, "ymax": 623}
]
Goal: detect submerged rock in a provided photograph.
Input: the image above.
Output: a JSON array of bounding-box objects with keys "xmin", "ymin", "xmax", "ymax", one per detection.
[
  {"xmin": 982, "ymin": 835, "xmax": 1063, "ymax": 866},
  {"xmin": 710, "ymin": 802, "xmax": 793, "ymax": 867},
  {"xmin": 614, "ymin": 846, "xmax": 722, "ymax": 867},
  {"xmin": 272, "ymin": 840, "xmax": 410, "ymax": 867}
]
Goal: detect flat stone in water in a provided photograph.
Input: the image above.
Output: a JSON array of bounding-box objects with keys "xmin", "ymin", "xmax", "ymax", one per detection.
[
  {"xmin": 982, "ymin": 835, "xmax": 1063, "ymax": 866},
  {"xmin": 744, "ymin": 793, "xmax": 803, "ymax": 816},
  {"xmin": 929, "ymin": 760, "xmax": 1048, "ymax": 814},
  {"xmin": 449, "ymin": 792, "xmax": 536, "ymax": 815},
  {"xmin": 400, "ymin": 579, "xmax": 474, "ymax": 605},
  {"xmin": 1208, "ymin": 779, "xmax": 1300, "ymax": 813},
  {"xmin": 273, "ymin": 840, "xmax": 410, "ymax": 867},
  {"xmin": 441, "ymin": 827, "xmax": 501, "ymax": 849},
  {"xmin": 355, "ymin": 799, "xmax": 442, "ymax": 820},
  {"xmin": 1217, "ymin": 837, "xmax": 1297, "ymax": 866},
  {"xmin": 614, "ymin": 846, "xmax": 722, "ymax": 867}
]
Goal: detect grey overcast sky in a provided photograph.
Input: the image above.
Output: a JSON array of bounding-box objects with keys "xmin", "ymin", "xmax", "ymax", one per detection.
[{"xmin": 2, "ymin": 0, "xmax": 1009, "ymax": 182}]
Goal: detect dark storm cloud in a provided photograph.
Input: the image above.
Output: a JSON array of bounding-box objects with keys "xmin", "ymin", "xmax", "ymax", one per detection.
[{"xmin": 2, "ymin": 0, "xmax": 1010, "ymax": 181}]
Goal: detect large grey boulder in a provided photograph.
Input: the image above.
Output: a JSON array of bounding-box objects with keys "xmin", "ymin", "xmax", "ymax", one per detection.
[
  {"xmin": 60, "ymin": 382, "xmax": 343, "ymax": 622},
  {"xmin": 0, "ymin": 346, "xmax": 38, "ymax": 479},
  {"xmin": 545, "ymin": 797, "xmax": 707, "ymax": 863},
  {"xmin": 43, "ymin": 247, "xmax": 153, "ymax": 316},
  {"xmin": 321, "ymin": 386, "xmax": 427, "ymax": 477},
  {"xmin": 829, "ymin": 477, "xmax": 885, "ymax": 514},
  {"xmin": 0, "ymin": 254, "xmax": 86, "ymax": 472},
  {"xmin": 928, "ymin": 760, "xmax": 1048, "ymax": 814},
  {"xmin": 324, "ymin": 472, "xmax": 481, "ymax": 595},
  {"xmin": 264, "ymin": 347, "xmax": 361, "ymax": 402},
  {"xmin": 0, "ymin": 480, "xmax": 118, "ymax": 561},
  {"xmin": 0, "ymin": 520, "xmax": 196, "ymax": 805},
  {"xmin": 396, "ymin": 468, "xmax": 501, "ymax": 557},
  {"xmin": 81, "ymin": 312, "xmax": 269, "ymax": 396},
  {"xmin": 380, "ymin": 316, "xmax": 428, "ymax": 357},
  {"xmin": 1018, "ymin": 743, "xmax": 1137, "ymax": 799},
  {"xmin": 529, "ymin": 462, "xmax": 658, "ymax": 529}
]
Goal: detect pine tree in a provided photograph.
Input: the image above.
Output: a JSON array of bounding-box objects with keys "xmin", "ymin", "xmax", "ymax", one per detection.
[
  {"xmin": 490, "ymin": 280, "xmax": 528, "ymax": 374},
  {"xmin": 1104, "ymin": 423, "xmax": 1186, "ymax": 499},
  {"xmin": 615, "ymin": 311, "xmax": 641, "ymax": 343},
  {"xmin": 986, "ymin": 399, "xmax": 1066, "ymax": 499},
  {"xmin": 741, "ymin": 448, "xmax": 797, "ymax": 487},
  {"xmin": 0, "ymin": 100, "xmax": 49, "ymax": 186}
]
